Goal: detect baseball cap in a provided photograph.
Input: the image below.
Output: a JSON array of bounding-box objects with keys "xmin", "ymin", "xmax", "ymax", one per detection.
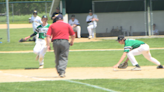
[
  {"xmin": 117, "ymin": 35, "xmax": 125, "ymax": 41},
  {"xmin": 89, "ymin": 10, "xmax": 93, "ymax": 13},
  {"xmin": 33, "ymin": 10, "xmax": 37, "ymax": 14},
  {"xmin": 56, "ymin": 14, "xmax": 63, "ymax": 20},
  {"xmin": 42, "ymin": 15, "xmax": 48, "ymax": 19},
  {"xmin": 71, "ymin": 15, "xmax": 75, "ymax": 18},
  {"xmin": 56, "ymin": 7, "xmax": 60, "ymax": 10}
]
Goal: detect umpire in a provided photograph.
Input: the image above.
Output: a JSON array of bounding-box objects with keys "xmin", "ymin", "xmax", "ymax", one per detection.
[{"xmin": 46, "ymin": 14, "xmax": 75, "ymax": 78}]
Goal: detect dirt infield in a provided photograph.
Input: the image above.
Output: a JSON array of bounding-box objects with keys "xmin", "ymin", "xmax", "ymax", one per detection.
[
  {"xmin": 0, "ymin": 24, "xmax": 32, "ymax": 29},
  {"xmin": 0, "ymin": 66, "xmax": 164, "ymax": 83}
]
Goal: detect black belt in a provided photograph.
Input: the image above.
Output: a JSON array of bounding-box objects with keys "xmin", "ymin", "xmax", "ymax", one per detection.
[{"xmin": 53, "ymin": 39, "xmax": 68, "ymax": 41}]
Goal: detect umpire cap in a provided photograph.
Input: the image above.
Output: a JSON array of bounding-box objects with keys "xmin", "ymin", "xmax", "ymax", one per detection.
[{"xmin": 56, "ymin": 14, "xmax": 63, "ymax": 20}]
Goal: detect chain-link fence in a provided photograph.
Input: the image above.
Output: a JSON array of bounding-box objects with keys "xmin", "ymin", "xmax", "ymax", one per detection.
[{"xmin": 0, "ymin": 1, "xmax": 52, "ymax": 23}]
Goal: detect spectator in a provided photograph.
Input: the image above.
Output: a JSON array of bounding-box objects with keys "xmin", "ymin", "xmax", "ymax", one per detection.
[
  {"xmin": 86, "ymin": 10, "xmax": 99, "ymax": 39},
  {"xmin": 153, "ymin": 24, "xmax": 159, "ymax": 35},
  {"xmin": 51, "ymin": 7, "xmax": 62, "ymax": 23},
  {"xmin": 68, "ymin": 15, "xmax": 81, "ymax": 38}
]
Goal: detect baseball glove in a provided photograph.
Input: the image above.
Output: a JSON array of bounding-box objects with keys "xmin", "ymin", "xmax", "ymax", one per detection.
[
  {"xmin": 118, "ymin": 62, "xmax": 128, "ymax": 69},
  {"xmin": 19, "ymin": 38, "xmax": 26, "ymax": 42}
]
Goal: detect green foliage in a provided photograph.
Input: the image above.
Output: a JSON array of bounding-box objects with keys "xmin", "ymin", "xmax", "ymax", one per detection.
[{"xmin": 0, "ymin": 1, "xmax": 52, "ymax": 19}]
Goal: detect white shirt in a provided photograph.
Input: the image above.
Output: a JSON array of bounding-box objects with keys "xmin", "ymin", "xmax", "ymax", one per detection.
[
  {"xmin": 30, "ymin": 15, "xmax": 42, "ymax": 31},
  {"xmin": 68, "ymin": 19, "xmax": 80, "ymax": 26},
  {"xmin": 86, "ymin": 14, "xmax": 98, "ymax": 27},
  {"xmin": 153, "ymin": 29, "xmax": 159, "ymax": 35}
]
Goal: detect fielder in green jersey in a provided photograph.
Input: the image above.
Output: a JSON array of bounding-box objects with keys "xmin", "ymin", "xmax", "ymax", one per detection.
[
  {"xmin": 113, "ymin": 35, "xmax": 163, "ymax": 70},
  {"xmin": 124, "ymin": 39, "xmax": 145, "ymax": 52},
  {"xmin": 24, "ymin": 15, "xmax": 50, "ymax": 69}
]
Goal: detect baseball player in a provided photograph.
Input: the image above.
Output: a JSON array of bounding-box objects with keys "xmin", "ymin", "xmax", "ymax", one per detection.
[
  {"xmin": 24, "ymin": 15, "xmax": 50, "ymax": 69},
  {"xmin": 113, "ymin": 35, "xmax": 163, "ymax": 70},
  {"xmin": 86, "ymin": 10, "xmax": 99, "ymax": 39},
  {"xmin": 29, "ymin": 10, "xmax": 42, "ymax": 41},
  {"xmin": 68, "ymin": 15, "xmax": 81, "ymax": 38}
]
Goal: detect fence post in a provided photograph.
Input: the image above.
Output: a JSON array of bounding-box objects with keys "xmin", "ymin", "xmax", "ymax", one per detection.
[
  {"xmin": 12, "ymin": 3, "xmax": 14, "ymax": 22},
  {"xmin": 6, "ymin": 0, "xmax": 10, "ymax": 42}
]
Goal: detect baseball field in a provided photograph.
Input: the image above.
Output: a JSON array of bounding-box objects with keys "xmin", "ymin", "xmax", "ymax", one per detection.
[{"xmin": 0, "ymin": 25, "xmax": 164, "ymax": 92}]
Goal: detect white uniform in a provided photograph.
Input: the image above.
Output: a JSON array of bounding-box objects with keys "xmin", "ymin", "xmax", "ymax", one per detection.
[
  {"xmin": 86, "ymin": 14, "xmax": 98, "ymax": 38},
  {"xmin": 68, "ymin": 19, "xmax": 81, "ymax": 38},
  {"xmin": 30, "ymin": 15, "xmax": 42, "ymax": 31},
  {"xmin": 33, "ymin": 23, "xmax": 50, "ymax": 66},
  {"xmin": 153, "ymin": 29, "xmax": 159, "ymax": 35}
]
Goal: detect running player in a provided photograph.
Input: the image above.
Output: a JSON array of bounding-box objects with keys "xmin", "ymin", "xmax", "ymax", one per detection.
[
  {"xmin": 29, "ymin": 10, "xmax": 42, "ymax": 41},
  {"xmin": 86, "ymin": 10, "xmax": 99, "ymax": 39},
  {"xmin": 113, "ymin": 35, "xmax": 163, "ymax": 70},
  {"xmin": 24, "ymin": 15, "xmax": 50, "ymax": 69}
]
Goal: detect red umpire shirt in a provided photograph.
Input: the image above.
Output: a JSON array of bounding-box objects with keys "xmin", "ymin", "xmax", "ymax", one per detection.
[{"xmin": 47, "ymin": 20, "xmax": 75, "ymax": 40}]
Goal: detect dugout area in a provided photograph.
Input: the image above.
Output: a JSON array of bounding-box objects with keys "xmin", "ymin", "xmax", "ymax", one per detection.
[{"xmin": 50, "ymin": 0, "xmax": 164, "ymax": 37}]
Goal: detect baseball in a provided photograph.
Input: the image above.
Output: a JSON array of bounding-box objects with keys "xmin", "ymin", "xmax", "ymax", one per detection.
[{"xmin": 113, "ymin": 68, "xmax": 116, "ymax": 71}]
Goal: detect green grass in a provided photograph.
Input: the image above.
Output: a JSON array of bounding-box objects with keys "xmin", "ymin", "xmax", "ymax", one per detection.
[
  {"xmin": 0, "ymin": 79, "xmax": 164, "ymax": 92},
  {"xmin": 0, "ymin": 13, "xmax": 53, "ymax": 24},
  {"xmin": 0, "ymin": 28, "xmax": 164, "ymax": 51},
  {"xmin": 0, "ymin": 50, "xmax": 163, "ymax": 69},
  {"xmin": 0, "ymin": 28, "xmax": 164, "ymax": 92}
]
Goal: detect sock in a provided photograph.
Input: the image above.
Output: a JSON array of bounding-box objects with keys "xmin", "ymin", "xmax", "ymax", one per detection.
[{"xmin": 135, "ymin": 64, "xmax": 140, "ymax": 68}]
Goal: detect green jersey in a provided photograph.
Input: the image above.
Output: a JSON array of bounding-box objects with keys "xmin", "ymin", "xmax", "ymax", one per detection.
[
  {"xmin": 124, "ymin": 39, "xmax": 145, "ymax": 52},
  {"xmin": 34, "ymin": 23, "xmax": 50, "ymax": 39}
]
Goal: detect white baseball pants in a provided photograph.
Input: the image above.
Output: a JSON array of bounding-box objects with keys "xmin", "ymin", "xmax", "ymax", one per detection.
[
  {"xmin": 127, "ymin": 44, "xmax": 160, "ymax": 66},
  {"xmin": 73, "ymin": 26, "xmax": 81, "ymax": 38},
  {"xmin": 33, "ymin": 39, "xmax": 47, "ymax": 66},
  {"xmin": 87, "ymin": 25, "xmax": 97, "ymax": 38}
]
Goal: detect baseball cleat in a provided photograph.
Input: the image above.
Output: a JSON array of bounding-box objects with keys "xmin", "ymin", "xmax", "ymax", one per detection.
[
  {"xmin": 39, "ymin": 65, "xmax": 44, "ymax": 69},
  {"xmin": 157, "ymin": 65, "xmax": 163, "ymax": 69},
  {"xmin": 131, "ymin": 67, "xmax": 141, "ymax": 71},
  {"xmin": 59, "ymin": 73, "xmax": 66, "ymax": 78},
  {"xmin": 88, "ymin": 36, "xmax": 92, "ymax": 39}
]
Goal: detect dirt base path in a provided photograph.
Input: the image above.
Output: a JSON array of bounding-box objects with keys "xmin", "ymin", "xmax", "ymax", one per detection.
[
  {"xmin": 0, "ymin": 66, "xmax": 164, "ymax": 83},
  {"xmin": 0, "ymin": 24, "xmax": 32, "ymax": 29}
]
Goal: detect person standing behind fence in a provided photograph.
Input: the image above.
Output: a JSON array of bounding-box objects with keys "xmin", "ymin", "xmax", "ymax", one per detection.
[
  {"xmin": 153, "ymin": 24, "xmax": 159, "ymax": 35},
  {"xmin": 86, "ymin": 10, "xmax": 99, "ymax": 39},
  {"xmin": 69, "ymin": 15, "xmax": 81, "ymax": 38},
  {"xmin": 29, "ymin": 10, "xmax": 42, "ymax": 41},
  {"xmin": 46, "ymin": 14, "xmax": 75, "ymax": 78},
  {"xmin": 51, "ymin": 7, "xmax": 62, "ymax": 23}
]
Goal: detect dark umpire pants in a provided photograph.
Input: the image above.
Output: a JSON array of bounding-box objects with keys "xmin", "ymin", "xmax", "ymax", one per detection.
[{"xmin": 53, "ymin": 39, "xmax": 70, "ymax": 75}]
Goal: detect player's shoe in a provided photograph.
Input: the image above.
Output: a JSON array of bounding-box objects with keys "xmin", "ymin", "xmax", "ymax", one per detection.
[
  {"xmin": 131, "ymin": 67, "xmax": 141, "ymax": 71},
  {"xmin": 59, "ymin": 73, "xmax": 66, "ymax": 78},
  {"xmin": 157, "ymin": 65, "xmax": 163, "ymax": 69},
  {"xmin": 39, "ymin": 65, "xmax": 44, "ymax": 69},
  {"xmin": 88, "ymin": 36, "xmax": 92, "ymax": 39},
  {"xmin": 36, "ymin": 55, "xmax": 39, "ymax": 61}
]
